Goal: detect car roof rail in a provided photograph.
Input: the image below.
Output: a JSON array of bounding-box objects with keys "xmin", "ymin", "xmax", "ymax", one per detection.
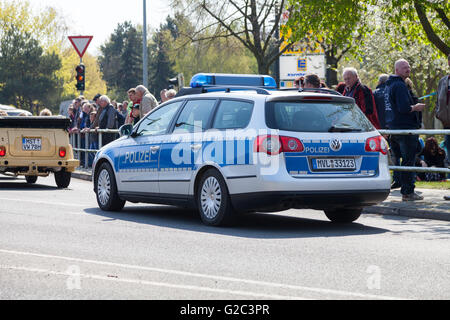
[
  {"xmin": 298, "ymin": 88, "xmax": 342, "ymax": 96},
  {"xmin": 202, "ymin": 85, "xmax": 273, "ymax": 95}
]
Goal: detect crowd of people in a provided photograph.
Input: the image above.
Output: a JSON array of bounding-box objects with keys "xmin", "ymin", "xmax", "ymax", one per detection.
[
  {"xmin": 294, "ymin": 55, "xmax": 450, "ymax": 200},
  {"xmin": 66, "ymin": 84, "xmax": 177, "ymax": 167}
]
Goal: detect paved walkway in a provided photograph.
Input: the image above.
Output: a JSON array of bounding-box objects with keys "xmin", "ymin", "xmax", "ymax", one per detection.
[{"xmin": 72, "ymin": 169, "xmax": 450, "ymax": 222}]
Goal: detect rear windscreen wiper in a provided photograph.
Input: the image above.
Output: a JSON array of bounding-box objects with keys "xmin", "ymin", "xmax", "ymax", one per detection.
[{"xmin": 328, "ymin": 125, "xmax": 362, "ymax": 132}]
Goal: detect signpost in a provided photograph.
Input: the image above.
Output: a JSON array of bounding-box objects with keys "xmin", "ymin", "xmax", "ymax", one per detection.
[{"xmin": 68, "ymin": 36, "xmax": 93, "ymax": 93}]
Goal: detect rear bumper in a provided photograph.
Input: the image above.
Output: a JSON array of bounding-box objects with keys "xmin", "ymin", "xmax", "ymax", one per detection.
[
  {"xmin": 230, "ymin": 189, "xmax": 390, "ymax": 212},
  {"xmin": 0, "ymin": 159, "xmax": 79, "ymax": 175}
]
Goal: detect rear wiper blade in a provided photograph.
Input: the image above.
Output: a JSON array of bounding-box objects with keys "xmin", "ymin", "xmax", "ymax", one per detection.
[{"xmin": 328, "ymin": 125, "xmax": 362, "ymax": 132}]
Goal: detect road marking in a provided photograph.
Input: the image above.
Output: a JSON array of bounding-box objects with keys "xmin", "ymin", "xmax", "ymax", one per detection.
[
  {"xmin": 0, "ymin": 248, "xmax": 407, "ymax": 300},
  {"xmin": 0, "ymin": 197, "xmax": 87, "ymax": 208},
  {"xmin": 0, "ymin": 265, "xmax": 309, "ymax": 300}
]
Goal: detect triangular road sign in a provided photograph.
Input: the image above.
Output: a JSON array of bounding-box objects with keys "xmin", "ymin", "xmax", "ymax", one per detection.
[{"xmin": 68, "ymin": 36, "xmax": 93, "ymax": 58}]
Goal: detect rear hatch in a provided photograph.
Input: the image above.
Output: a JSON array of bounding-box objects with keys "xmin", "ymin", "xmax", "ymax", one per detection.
[
  {"xmin": 264, "ymin": 95, "xmax": 385, "ymax": 177},
  {"xmin": 1, "ymin": 116, "xmax": 70, "ymax": 158}
]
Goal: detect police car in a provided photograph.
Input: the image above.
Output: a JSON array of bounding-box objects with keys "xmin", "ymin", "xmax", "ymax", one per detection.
[{"xmin": 92, "ymin": 73, "xmax": 390, "ymax": 226}]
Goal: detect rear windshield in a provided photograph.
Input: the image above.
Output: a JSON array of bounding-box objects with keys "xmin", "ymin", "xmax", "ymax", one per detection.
[{"xmin": 265, "ymin": 101, "xmax": 374, "ymax": 132}]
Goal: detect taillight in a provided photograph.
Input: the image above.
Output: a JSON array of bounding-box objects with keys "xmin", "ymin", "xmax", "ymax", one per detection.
[
  {"xmin": 0, "ymin": 146, "xmax": 5, "ymax": 157},
  {"xmin": 59, "ymin": 147, "xmax": 66, "ymax": 158},
  {"xmin": 365, "ymin": 136, "xmax": 387, "ymax": 155},
  {"xmin": 254, "ymin": 135, "xmax": 304, "ymax": 155}
]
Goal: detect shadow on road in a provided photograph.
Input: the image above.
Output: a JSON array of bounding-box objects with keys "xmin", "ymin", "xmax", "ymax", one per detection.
[
  {"xmin": 83, "ymin": 205, "xmax": 388, "ymax": 239},
  {"xmin": 0, "ymin": 180, "xmax": 60, "ymax": 190}
]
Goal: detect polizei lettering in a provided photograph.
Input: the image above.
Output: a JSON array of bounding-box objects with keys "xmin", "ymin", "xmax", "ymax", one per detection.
[
  {"xmin": 304, "ymin": 146, "xmax": 330, "ymax": 154},
  {"xmin": 124, "ymin": 149, "xmax": 152, "ymax": 164}
]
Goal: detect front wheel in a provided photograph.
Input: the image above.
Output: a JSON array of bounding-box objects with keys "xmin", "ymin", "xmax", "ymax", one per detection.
[
  {"xmin": 95, "ymin": 162, "xmax": 125, "ymax": 211},
  {"xmin": 196, "ymin": 169, "xmax": 236, "ymax": 226},
  {"xmin": 54, "ymin": 170, "xmax": 71, "ymax": 188},
  {"xmin": 324, "ymin": 208, "xmax": 362, "ymax": 223}
]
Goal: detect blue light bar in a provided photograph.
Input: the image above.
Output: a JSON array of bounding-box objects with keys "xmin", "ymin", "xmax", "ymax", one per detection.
[{"xmin": 190, "ymin": 73, "xmax": 276, "ymax": 88}]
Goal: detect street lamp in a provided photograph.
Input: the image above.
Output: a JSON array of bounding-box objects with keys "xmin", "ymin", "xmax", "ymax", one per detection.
[{"xmin": 143, "ymin": 0, "xmax": 148, "ymax": 88}]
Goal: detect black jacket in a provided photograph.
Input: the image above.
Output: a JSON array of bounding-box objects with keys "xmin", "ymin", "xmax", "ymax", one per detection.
[
  {"xmin": 384, "ymin": 75, "xmax": 422, "ymax": 129},
  {"xmin": 373, "ymin": 83, "xmax": 387, "ymax": 129}
]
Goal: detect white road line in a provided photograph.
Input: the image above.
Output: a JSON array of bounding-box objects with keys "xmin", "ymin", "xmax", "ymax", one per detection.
[
  {"xmin": 0, "ymin": 197, "xmax": 87, "ymax": 208},
  {"xmin": 0, "ymin": 248, "xmax": 407, "ymax": 300},
  {"xmin": 0, "ymin": 265, "xmax": 308, "ymax": 300}
]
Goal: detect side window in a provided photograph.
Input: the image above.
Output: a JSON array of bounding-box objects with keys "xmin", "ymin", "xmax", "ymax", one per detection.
[
  {"xmin": 173, "ymin": 99, "xmax": 216, "ymax": 133},
  {"xmin": 212, "ymin": 100, "xmax": 254, "ymax": 129},
  {"xmin": 136, "ymin": 101, "xmax": 183, "ymax": 136}
]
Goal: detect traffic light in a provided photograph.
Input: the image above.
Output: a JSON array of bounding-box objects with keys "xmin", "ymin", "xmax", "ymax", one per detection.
[{"xmin": 75, "ymin": 64, "xmax": 85, "ymax": 91}]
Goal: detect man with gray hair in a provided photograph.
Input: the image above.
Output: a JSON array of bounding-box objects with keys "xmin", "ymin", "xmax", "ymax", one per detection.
[
  {"xmin": 97, "ymin": 95, "xmax": 118, "ymax": 146},
  {"xmin": 135, "ymin": 85, "xmax": 158, "ymax": 117},
  {"xmin": 342, "ymin": 67, "xmax": 380, "ymax": 128}
]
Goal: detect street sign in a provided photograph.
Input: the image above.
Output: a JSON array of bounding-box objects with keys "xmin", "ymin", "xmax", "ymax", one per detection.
[{"xmin": 68, "ymin": 36, "xmax": 93, "ymax": 58}]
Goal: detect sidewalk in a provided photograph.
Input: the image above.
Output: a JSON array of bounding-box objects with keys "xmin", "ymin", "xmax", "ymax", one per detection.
[{"xmin": 72, "ymin": 168, "xmax": 450, "ymax": 222}]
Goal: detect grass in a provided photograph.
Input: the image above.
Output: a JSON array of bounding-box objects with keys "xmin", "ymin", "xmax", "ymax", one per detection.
[{"xmin": 415, "ymin": 180, "xmax": 450, "ymax": 190}]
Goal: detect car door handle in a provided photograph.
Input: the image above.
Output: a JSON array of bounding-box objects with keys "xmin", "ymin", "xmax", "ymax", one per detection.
[
  {"xmin": 191, "ymin": 144, "xmax": 202, "ymax": 151},
  {"xmin": 150, "ymin": 145, "xmax": 160, "ymax": 153}
]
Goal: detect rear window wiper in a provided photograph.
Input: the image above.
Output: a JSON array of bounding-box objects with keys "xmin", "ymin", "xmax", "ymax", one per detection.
[{"xmin": 328, "ymin": 125, "xmax": 362, "ymax": 132}]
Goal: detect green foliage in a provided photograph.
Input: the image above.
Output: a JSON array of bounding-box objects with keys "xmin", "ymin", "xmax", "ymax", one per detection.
[
  {"xmin": 148, "ymin": 18, "xmax": 177, "ymax": 96},
  {"xmin": 378, "ymin": 0, "xmax": 449, "ymax": 56},
  {"xmin": 0, "ymin": 26, "xmax": 63, "ymax": 113},
  {"xmin": 98, "ymin": 21, "xmax": 143, "ymax": 97}
]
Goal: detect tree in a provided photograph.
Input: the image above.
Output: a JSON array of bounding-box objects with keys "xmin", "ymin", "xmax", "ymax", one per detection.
[
  {"xmin": 148, "ymin": 18, "xmax": 177, "ymax": 96},
  {"xmin": 98, "ymin": 21, "xmax": 143, "ymax": 97},
  {"xmin": 379, "ymin": 0, "xmax": 449, "ymax": 56},
  {"xmin": 0, "ymin": 27, "xmax": 63, "ymax": 113},
  {"xmin": 175, "ymin": 0, "xmax": 294, "ymax": 75},
  {"xmin": 285, "ymin": 0, "xmax": 373, "ymax": 87}
]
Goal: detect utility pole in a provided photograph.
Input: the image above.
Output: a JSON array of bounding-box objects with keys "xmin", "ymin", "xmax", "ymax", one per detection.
[{"xmin": 143, "ymin": 0, "xmax": 148, "ymax": 88}]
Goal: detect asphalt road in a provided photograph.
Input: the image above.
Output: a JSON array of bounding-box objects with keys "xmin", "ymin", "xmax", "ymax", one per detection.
[{"xmin": 0, "ymin": 174, "xmax": 449, "ymax": 300}]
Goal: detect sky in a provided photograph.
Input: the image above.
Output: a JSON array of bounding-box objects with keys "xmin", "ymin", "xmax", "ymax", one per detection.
[{"xmin": 32, "ymin": 0, "xmax": 171, "ymax": 55}]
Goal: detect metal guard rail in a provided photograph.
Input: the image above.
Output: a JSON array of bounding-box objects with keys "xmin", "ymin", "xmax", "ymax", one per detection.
[{"xmin": 70, "ymin": 128, "xmax": 450, "ymax": 174}]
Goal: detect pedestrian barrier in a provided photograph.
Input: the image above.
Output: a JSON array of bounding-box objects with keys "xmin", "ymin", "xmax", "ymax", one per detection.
[{"xmin": 69, "ymin": 128, "xmax": 450, "ymax": 174}]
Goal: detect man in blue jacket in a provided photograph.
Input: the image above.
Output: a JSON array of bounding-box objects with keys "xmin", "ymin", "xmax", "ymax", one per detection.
[{"xmin": 385, "ymin": 59, "xmax": 426, "ymax": 201}]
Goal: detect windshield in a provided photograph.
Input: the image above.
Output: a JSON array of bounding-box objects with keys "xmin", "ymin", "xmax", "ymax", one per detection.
[{"xmin": 265, "ymin": 101, "xmax": 374, "ymax": 133}]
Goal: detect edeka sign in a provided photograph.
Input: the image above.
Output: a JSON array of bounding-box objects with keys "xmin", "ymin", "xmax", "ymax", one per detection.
[{"xmin": 279, "ymin": 55, "xmax": 326, "ymax": 88}]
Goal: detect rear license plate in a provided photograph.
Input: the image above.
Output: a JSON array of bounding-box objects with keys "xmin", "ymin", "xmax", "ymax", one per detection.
[
  {"xmin": 312, "ymin": 158, "xmax": 356, "ymax": 170},
  {"xmin": 22, "ymin": 138, "xmax": 42, "ymax": 151}
]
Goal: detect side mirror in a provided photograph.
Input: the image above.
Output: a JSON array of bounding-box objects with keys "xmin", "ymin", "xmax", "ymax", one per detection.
[{"xmin": 119, "ymin": 124, "xmax": 133, "ymax": 137}]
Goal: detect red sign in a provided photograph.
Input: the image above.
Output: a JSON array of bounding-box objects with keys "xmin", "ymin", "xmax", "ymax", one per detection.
[{"xmin": 68, "ymin": 36, "xmax": 93, "ymax": 58}]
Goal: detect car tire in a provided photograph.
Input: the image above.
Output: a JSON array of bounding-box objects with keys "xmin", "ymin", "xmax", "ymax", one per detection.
[
  {"xmin": 25, "ymin": 175, "xmax": 38, "ymax": 184},
  {"xmin": 54, "ymin": 170, "xmax": 71, "ymax": 188},
  {"xmin": 196, "ymin": 169, "xmax": 236, "ymax": 226},
  {"xmin": 95, "ymin": 162, "xmax": 125, "ymax": 211},
  {"xmin": 324, "ymin": 208, "xmax": 362, "ymax": 223}
]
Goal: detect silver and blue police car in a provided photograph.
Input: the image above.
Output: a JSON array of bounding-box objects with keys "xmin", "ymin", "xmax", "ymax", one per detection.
[{"xmin": 92, "ymin": 73, "xmax": 390, "ymax": 226}]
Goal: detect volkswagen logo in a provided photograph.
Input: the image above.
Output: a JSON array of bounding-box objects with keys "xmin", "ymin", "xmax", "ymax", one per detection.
[{"xmin": 329, "ymin": 139, "xmax": 342, "ymax": 152}]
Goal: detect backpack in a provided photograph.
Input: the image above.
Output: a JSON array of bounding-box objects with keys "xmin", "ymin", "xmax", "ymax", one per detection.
[{"xmin": 115, "ymin": 110, "xmax": 125, "ymax": 127}]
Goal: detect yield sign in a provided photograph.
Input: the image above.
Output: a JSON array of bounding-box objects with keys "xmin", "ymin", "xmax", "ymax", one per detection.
[{"xmin": 68, "ymin": 36, "xmax": 93, "ymax": 58}]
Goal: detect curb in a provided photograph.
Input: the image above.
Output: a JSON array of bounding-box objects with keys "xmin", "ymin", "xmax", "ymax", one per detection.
[
  {"xmin": 72, "ymin": 171, "xmax": 92, "ymax": 182},
  {"xmin": 363, "ymin": 205, "xmax": 450, "ymax": 222}
]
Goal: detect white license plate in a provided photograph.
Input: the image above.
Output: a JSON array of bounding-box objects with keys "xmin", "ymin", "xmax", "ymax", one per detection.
[
  {"xmin": 22, "ymin": 138, "xmax": 42, "ymax": 151},
  {"xmin": 312, "ymin": 158, "xmax": 356, "ymax": 170}
]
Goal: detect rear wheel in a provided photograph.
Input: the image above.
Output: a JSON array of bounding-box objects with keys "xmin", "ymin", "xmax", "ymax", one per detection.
[
  {"xmin": 324, "ymin": 208, "xmax": 362, "ymax": 223},
  {"xmin": 54, "ymin": 170, "xmax": 71, "ymax": 188},
  {"xmin": 95, "ymin": 162, "xmax": 125, "ymax": 211},
  {"xmin": 196, "ymin": 169, "xmax": 236, "ymax": 226},
  {"xmin": 25, "ymin": 175, "xmax": 38, "ymax": 184}
]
